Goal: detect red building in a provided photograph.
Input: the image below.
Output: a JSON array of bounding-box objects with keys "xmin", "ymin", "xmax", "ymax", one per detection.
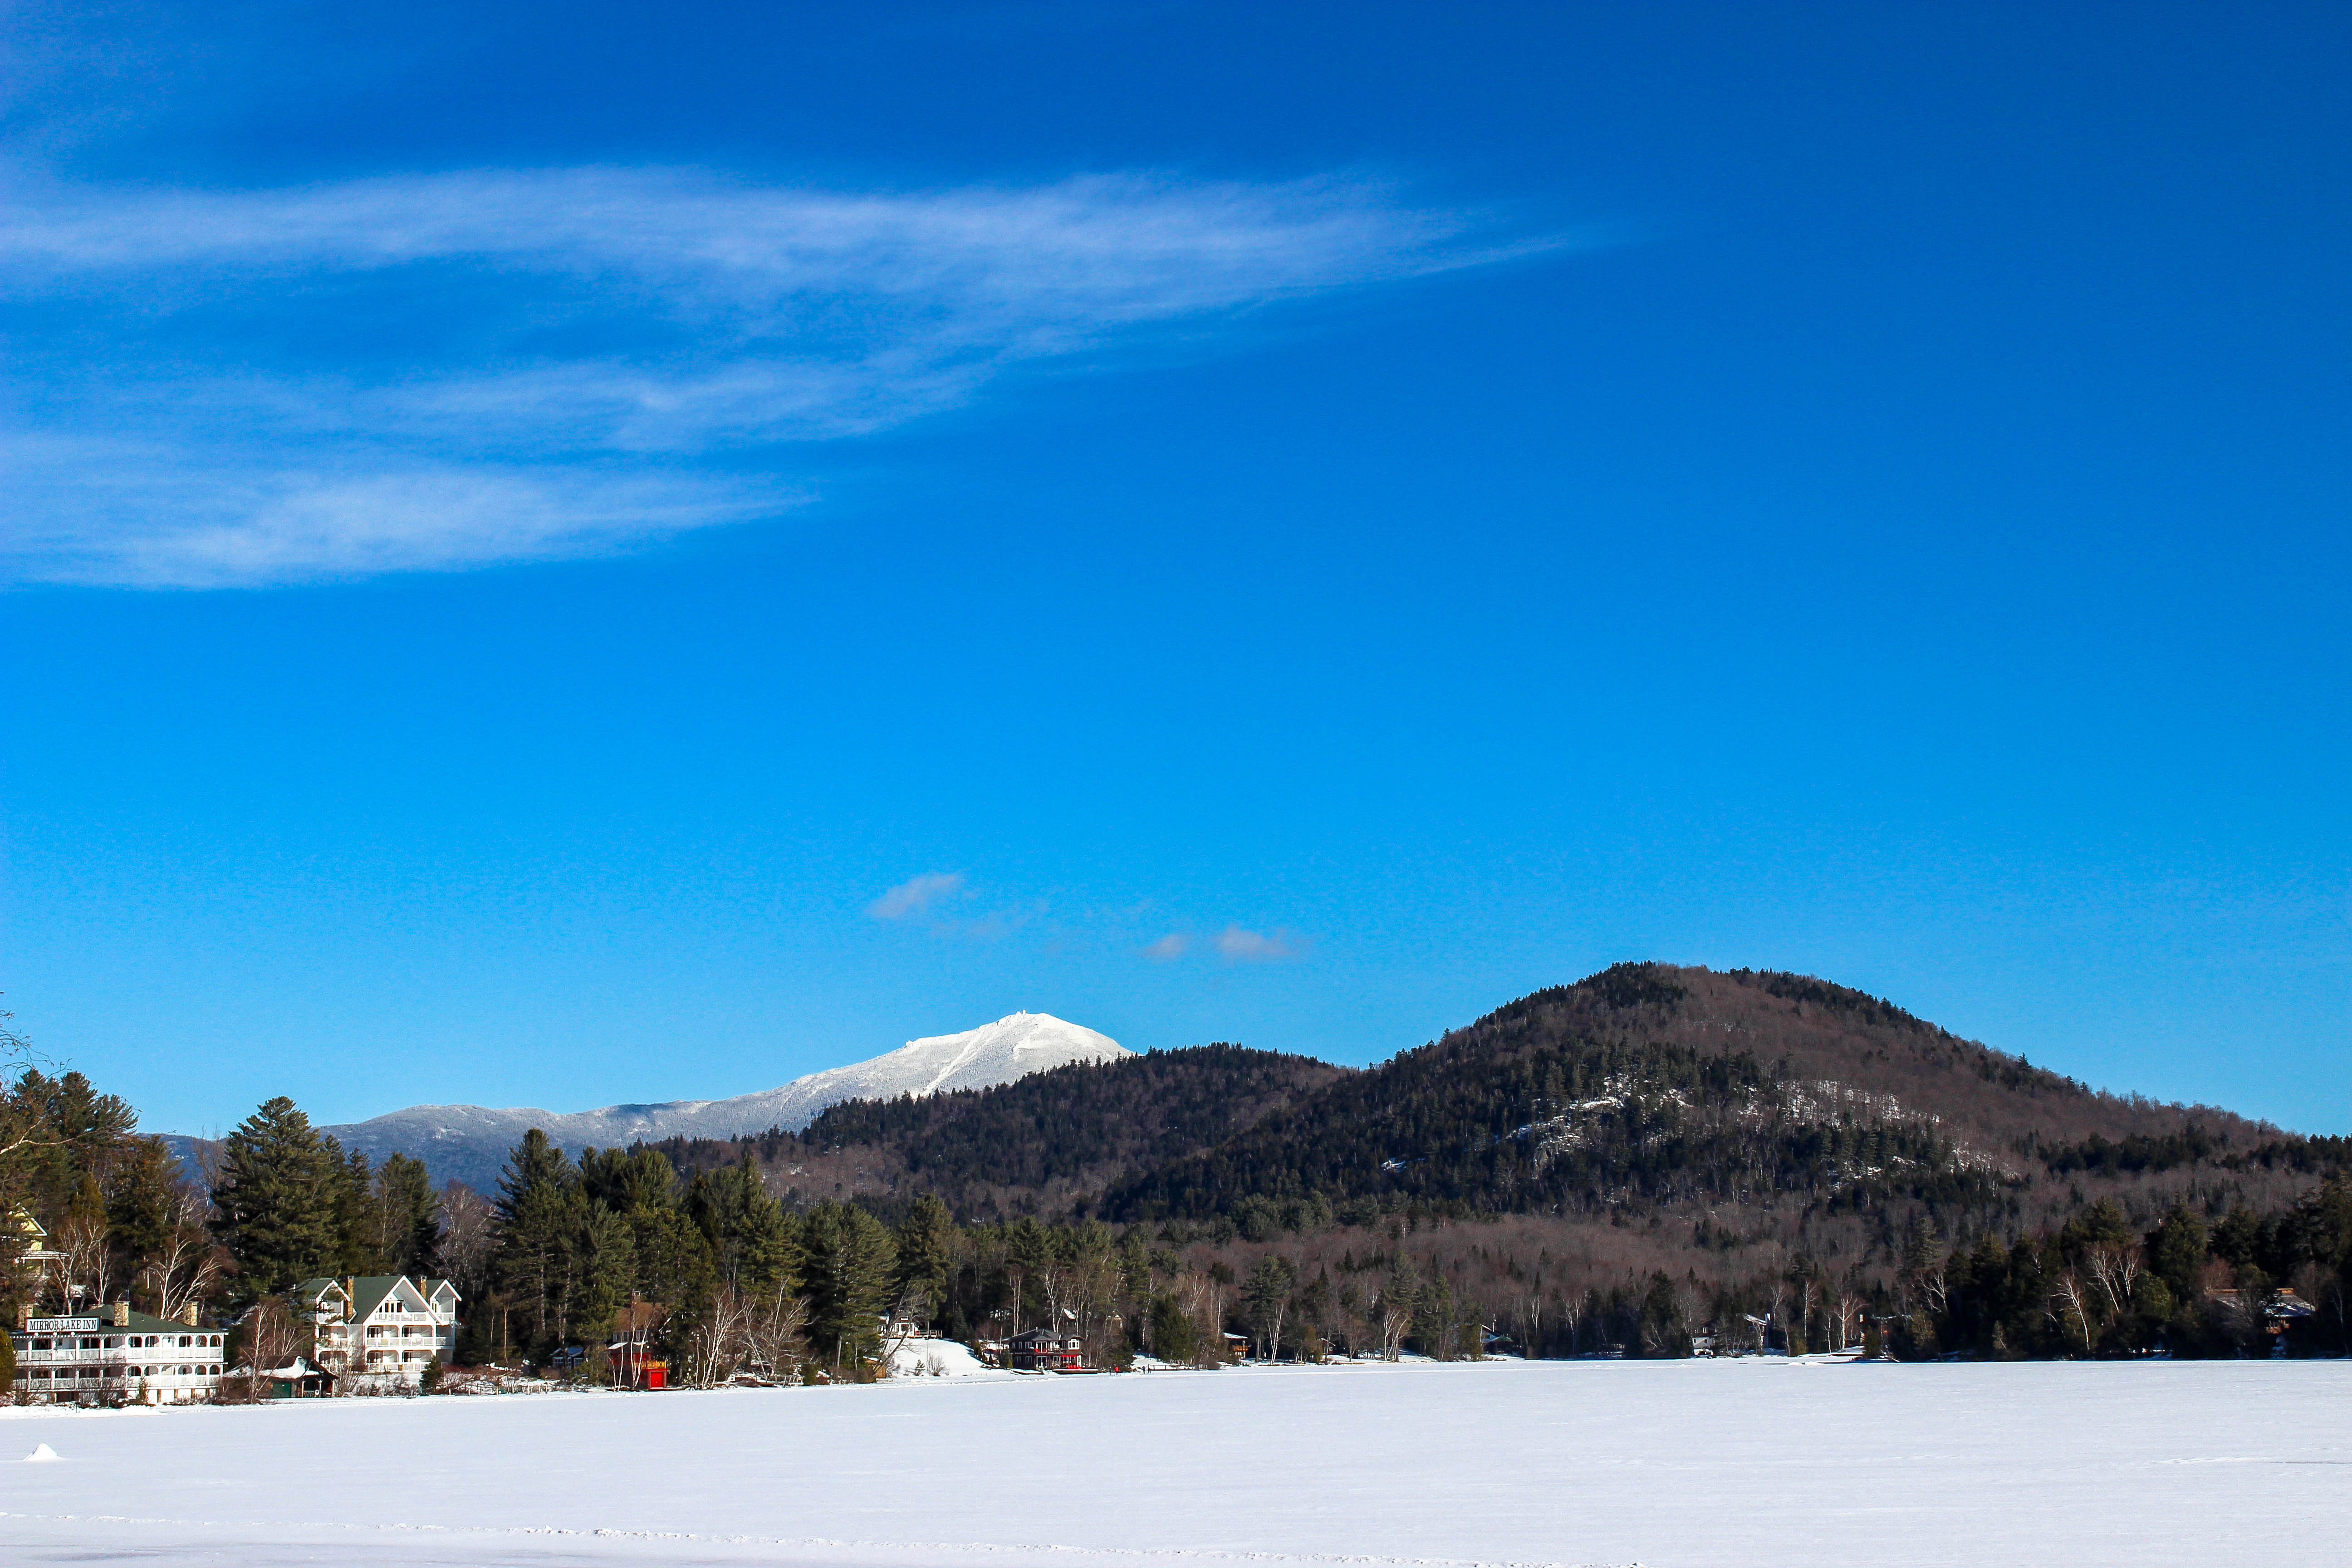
[{"xmin": 610, "ymin": 1344, "xmax": 668, "ymax": 1388}]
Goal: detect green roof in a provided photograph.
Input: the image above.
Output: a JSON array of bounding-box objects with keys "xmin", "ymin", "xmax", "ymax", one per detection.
[
  {"xmin": 294, "ymin": 1276, "xmax": 458, "ymax": 1318},
  {"xmin": 14, "ymin": 1308, "xmax": 213, "ymax": 1338}
]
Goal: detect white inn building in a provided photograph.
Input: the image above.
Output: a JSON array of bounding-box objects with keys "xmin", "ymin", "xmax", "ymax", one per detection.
[
  {"xmin": 296, "ymin": 1275, "xmax": 461, "ymax": 1382},
  {"xmin": 10, "ymin": 1303, "xmax": 227, "ymax": 1405}
]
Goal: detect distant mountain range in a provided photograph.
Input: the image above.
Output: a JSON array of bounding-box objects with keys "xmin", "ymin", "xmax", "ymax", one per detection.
[{"xmin": 180, "ymin": 1012, "xmax": 1130, "ymax": 1191}]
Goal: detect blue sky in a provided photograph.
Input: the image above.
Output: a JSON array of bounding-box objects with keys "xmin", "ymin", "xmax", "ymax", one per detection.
[{"xmin": 2, "ymin": 2, "xmax": 2346, "ymax": 1137}]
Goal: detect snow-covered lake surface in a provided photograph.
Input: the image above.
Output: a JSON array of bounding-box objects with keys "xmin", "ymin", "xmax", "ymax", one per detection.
[{"xmin": 2, "ymin": 1357, "xmax": 2346, "ymax": 1566}]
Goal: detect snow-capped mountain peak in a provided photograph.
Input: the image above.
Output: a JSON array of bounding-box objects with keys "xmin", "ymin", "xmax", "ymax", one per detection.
[{"xmin": 298, "ymin": 1012, "xmax": 1131, "ymax": 1190}]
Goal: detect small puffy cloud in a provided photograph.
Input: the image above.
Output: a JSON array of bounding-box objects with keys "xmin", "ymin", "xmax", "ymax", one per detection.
[
  {"xmin": 868, "ymin": 872, "xmax": 965, "ymax": 921},
  {"xmin": 1215, "ymin": 926, "xmax": 1308, "ymax": 963},
  {"xmin": 1142, "ymin": 932, "xmax": 1191, "ymax": 961}
]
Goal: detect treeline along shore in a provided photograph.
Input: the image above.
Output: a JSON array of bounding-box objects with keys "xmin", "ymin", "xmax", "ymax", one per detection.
[{"xmin": 3, "ymin": 966, "xmax": 2347, "ymax": 1399}]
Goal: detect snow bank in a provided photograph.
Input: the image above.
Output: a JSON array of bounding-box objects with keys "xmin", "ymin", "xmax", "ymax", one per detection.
[
  {"xmin": 0, "ymin": 1358, "xmax": 2343, "ymax": 1566},
  {"xmin": 886, "ymin": 1338, "xmax": 1006, "ymax": 1379}
]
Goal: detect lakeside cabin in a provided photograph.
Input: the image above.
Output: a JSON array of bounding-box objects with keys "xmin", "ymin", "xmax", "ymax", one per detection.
[{"xmin": 10, "ymin": 1302, "xmax": 226, "ymax": 1404}]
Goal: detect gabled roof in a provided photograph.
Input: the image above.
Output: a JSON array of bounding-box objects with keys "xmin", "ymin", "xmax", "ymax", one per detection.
[
  {"xmin": 294, "ymin": 1278, "xmax": 351, "ymax": 1306},
  {"xmin": 345, "ymin": 1275, "xmax": 461, "ymax": 1319},
  {"xmin": 346, "ymin": 1276, "xmax": 415, "ymax": 1322}
]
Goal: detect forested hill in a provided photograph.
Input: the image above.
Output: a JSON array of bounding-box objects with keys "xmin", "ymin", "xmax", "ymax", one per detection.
[
  {"xmin": 654, "ymin": 965, "xmax": 2339, "ymax": 1255},
  {"xmin": 1095, "ymin": 964, "xmax": 2315, "ymax": 1234},
  {"xmin": 643, "ymin": 1044, "xmax": 1348, "ymax": 1220}
]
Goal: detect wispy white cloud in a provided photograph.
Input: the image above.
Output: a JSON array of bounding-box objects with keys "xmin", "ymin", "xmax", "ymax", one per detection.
[
  {"xmin": 1143, "ymin": 932, "xmax": 1191, "ymax": 961},
  {"xmin": 868, "ymin": 871, "xmax": 967, "ymax": 921},
  {"xmin": 1215, "ymin": 925, "xmax": 1308, "ymax": 963},
  {"xmin": 0, "ymin": 166, "xmax": 1577, "ymax": 587}
]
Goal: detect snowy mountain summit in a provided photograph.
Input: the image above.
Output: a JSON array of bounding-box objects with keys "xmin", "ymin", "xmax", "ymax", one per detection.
[
  {"xmin": 786, "ymin": 1011, "xmax": 1131, "ymax": 1106},
  {"xmin": 312, "ymin": 1012, "xmax": 1130, "ymax": 1190}
]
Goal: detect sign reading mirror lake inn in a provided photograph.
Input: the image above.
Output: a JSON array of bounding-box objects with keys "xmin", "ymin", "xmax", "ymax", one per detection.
[{"xmin": 10, "ymin": 1303, "xmax": 227, "ymax": 1404}]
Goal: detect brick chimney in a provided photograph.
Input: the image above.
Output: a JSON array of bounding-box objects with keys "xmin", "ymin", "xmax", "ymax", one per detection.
[{"xmin": 112, "ymin": 1301, "xmax": 129, "ymax": 1328}]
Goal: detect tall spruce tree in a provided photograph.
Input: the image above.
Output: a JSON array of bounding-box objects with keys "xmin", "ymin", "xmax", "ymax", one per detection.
[{"xmin": 211, "ymin": 1097, "xmax": 340, "ymax": 1301}]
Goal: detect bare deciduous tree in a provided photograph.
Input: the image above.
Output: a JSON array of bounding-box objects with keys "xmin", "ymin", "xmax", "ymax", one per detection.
[
  {"xmin": 142, "ymin": 1189, "xmax": 227, "ymax": 1324},
  {"xmin": 2048, "ymin": 1272, "xmax": 2097, "ymax": 1355},
  {"xmin": 49, "ymin": 1213, "xmax": 113, "ymax": 1313},
  {"xmin": 2084, "ymin": 1243, "xmax": 2141, "ymax": 1320},
  {"xmin": 1831, "ymin": 1293, "xmax": 1864, "ymax": 1352}
]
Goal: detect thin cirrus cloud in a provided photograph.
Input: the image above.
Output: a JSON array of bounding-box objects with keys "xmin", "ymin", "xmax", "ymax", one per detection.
[
  {"xmin": 0, "ymin": 165, "xmax": 1577, "ymax": 588},
  {"xmin": 867, "ymin": 872, "xmax": 967, "ymax": 921}
]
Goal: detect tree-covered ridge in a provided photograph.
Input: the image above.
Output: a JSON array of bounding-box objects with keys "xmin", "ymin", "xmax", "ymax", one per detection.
[
  {"xmin": 1098, "ymin": 965, "xmax": 2009, "ymax": 1226},
  {"xmin": 648, "ymin": 1045, "xmax": 1346, "ymax": 1219}
]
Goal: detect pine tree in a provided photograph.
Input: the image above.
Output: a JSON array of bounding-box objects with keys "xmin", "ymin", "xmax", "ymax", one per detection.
[
  {"xmin": 103, "ymin": 1136, "xmax": 181, "ymax": 1279},
  {"xmin": 628, "ymin": 1202, "xmax": 717, "ymax": 1325},
  {"xmin": 2149, "ymin": 1203, "xmax": 2210, "ymax": 1304},
  {"xmin": 801, "ymin": 1201, "xmax": 896, "ymax": 1372},
  {"xmin": 210, "ymin": 1097, "xmax": 340, "ymax": 1301},
  {"xmin": 580, "ymin": 1147, "xmax": 677, "ymax": 1213},
  {"xmin": 894, "ymin": 1193, "xmax": 955, "ymax": 1322},
  {"xmin": 373, "ymin": 1153, "xmax": 443, "ymax": 1278},
  {"xmin": 1147, "ymin": 1292, "xmax": 1199, "ymax": 1363},
  {"xmin": 492, "ymin": 1130, "xmax": 584, "ymax": 1350},
  {"xmin": 325, "ymin": 1140, "xmax": 379, "ymax": 1276},
  {"xmin": 685, "ymin": 1156, "xmax": 793, "ymax": 1290}
]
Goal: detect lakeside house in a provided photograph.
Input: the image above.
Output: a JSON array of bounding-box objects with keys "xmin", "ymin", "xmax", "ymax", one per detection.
[
  {"xmin": 1005, "ymin": 1328, "xmax": 1085, "ymax": 1371},
  {"xmin": 10, "ymin": 1302, "xmax": 227, "ymax": 1404},
  {"xmin": 294, "ymin": 1274, "xmax": 461, "ymax": 1384}
]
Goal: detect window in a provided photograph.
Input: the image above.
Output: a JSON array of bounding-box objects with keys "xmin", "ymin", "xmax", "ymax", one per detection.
[{"xmin": 105, "ymin": 1337, "xmax": 121, "ymax": 1348}]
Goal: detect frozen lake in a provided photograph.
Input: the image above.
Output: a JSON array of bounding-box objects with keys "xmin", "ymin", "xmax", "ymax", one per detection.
[{"xmin": 2, "ymin": 1357, "xmax": 2345, "ymax": 1566}]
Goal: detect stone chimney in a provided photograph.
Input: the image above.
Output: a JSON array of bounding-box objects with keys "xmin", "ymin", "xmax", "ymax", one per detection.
[
  {"xmin": 179, "ymin": 1301, "xmax": 200, "ymax": 1328},
  {"xmin": 112, "ymin": 1301, "xmax": 129, "ymax": 1328}
]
